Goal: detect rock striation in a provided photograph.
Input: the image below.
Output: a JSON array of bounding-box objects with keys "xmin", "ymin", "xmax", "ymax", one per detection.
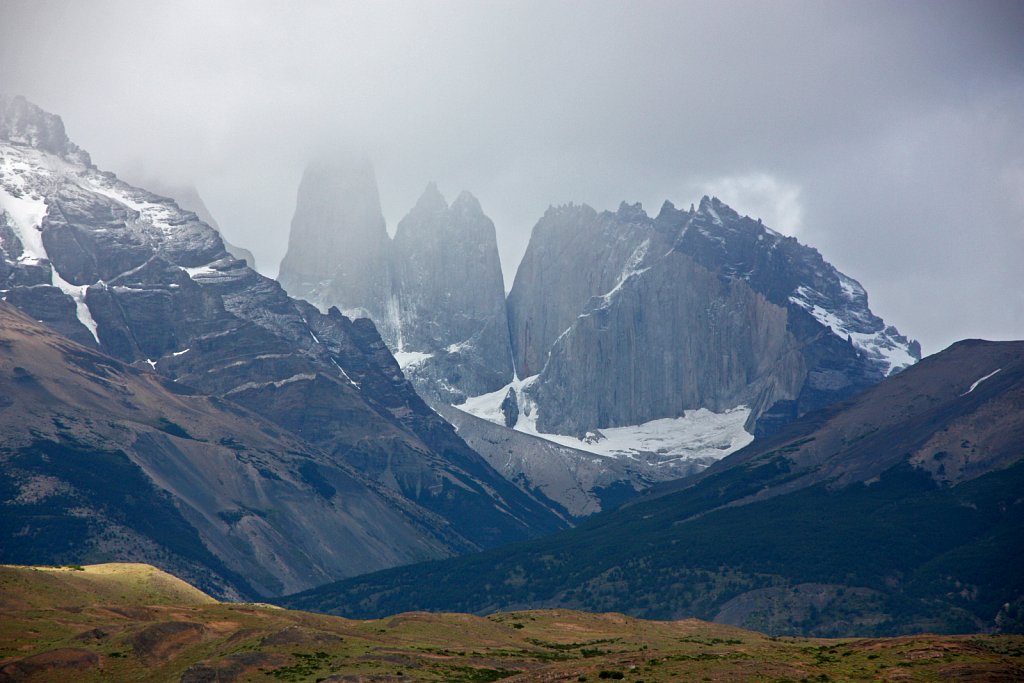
[{"xmin": 0, "ymin": 302, "xmax": 470, "ymax": 599}]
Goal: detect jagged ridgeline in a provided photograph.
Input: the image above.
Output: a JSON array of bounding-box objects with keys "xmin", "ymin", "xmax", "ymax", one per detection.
[
  {"xmin": 278, "ymin": 159, "xmax": 919, "ymax": 441},
  {"xmin": 0, "ymin": 95, "xmax": 568, "ymax": 597},
  {"xmin": 279, "ymin": 160, "xmax": 513, "ymax": 404}
]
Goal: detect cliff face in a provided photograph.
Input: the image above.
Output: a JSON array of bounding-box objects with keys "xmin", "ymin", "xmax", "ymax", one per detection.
[
  {"xmin": 532, "ymin": 248, "xmax": 804, "ymax": 435},
  {"xmin": 506, "ymin": 202, "xmax": 656, "ymax": 379},
  {"xmin": 504, "ymin": 197, "xmax": 918, "ymax": 438},
  {"xmin": 277, "ymin": 157, "xmax": 395, "ymax": 342},
  {"xmin": 392, "ymin": 186, "xmax": 513, "ymax": 402},
  {"xmin": 278, "ymin": 166, "xmax": 514, "ymax": 403}
]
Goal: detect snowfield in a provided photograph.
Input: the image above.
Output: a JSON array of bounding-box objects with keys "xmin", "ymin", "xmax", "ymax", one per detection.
[{"xmin": 456, "ymin": 375, "xmax": 753, "ymax": 466}]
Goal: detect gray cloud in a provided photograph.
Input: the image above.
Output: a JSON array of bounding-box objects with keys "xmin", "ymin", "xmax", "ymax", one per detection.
[{"xmin": 1, "ymin": 0, "xmax": 1021, "ymax": 354}]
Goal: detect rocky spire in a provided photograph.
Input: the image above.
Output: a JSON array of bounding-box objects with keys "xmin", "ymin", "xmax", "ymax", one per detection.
[{"xmin": 277, "ymin": 155, "xmax": 394, "ymax": 340}]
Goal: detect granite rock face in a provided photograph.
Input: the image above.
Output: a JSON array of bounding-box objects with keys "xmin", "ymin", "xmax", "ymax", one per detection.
[
  {"xmin": 278, "ymin": 164, "xmax": 513, "ymax": 403},
  {"xmin": 507, "ymin": 202, "xmax": 655, "ymax": 379},
  {"xmin": 506, "ymin": 197, "xmax": 920, "ymax": 438},
  {"xmin": 0, "ymin": 97, "xmax": 566, "ymax": 584},
  {"xmin": 391, "ymin": 185, "xmax": 514, "ymax": 402},
  {"xmin": 278, "ymin": 156, "xmax": 395, "ymax": 340}
]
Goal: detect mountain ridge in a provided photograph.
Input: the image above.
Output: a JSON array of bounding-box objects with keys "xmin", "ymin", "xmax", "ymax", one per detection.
[{"xmin": 281, "ymin": 337, "xmax": 1023, "ymax": 636}]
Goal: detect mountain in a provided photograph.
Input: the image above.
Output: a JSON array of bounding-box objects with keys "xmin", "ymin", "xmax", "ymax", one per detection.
[
  {"xmin": 277, "ymin": 161, "xmax": 514, "ymax": 404},
  {"xmin": 0, "ymin": 95, "xmax": 566, "ymax": 571},
  {"xmin": 0, "ymin": 302, "xmax": 471, "ymax": 599},
  {"xmin": 390, "ymin": 184, "xmax": 514, "ymax": 402},
  {"xmin": 122, "ymin": 176, "xmax": 257, "ymax": 270},
  {"xmin": 282, "ymin": 339, "xmax": 1024, "ymax": 636},
  {"xmin": 278, "ymin": 160, "xmax": 918, "ymax": 508},
  {"xmin": 9, "ymin": 564, "xmax": 1021, "ymax": 683},
  {"xmin": 277, "ymin": 156, "xmax": 394, "ymax": 338},
  {"xmin": 502, "ymin": 197, "xmax": 919, "ymax": 440}
]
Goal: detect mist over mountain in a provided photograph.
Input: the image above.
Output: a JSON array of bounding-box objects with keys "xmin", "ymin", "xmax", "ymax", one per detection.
[
  {"xmin": 277, "ymin": 153, "xmax": 919, "ymax": 510},
  {"xmin": 279, "ymin": 159, "xmax": 514, "ymax": 404},
  {"xmin": 0, "ymin": 96, "xmax": 567, "ymax": 595},
  {"xmin": 1, "ymin": 88, "xmax": 1019, "ymax": 652}
]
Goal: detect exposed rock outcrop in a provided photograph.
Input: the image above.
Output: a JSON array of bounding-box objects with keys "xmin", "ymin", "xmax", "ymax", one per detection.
[{"xmin": 504, "ymin": 196, "xmax": 919, "ymax": 437}]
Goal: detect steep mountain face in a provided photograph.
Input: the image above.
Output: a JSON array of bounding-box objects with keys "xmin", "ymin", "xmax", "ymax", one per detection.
[
  {"xmin": 502, "ymin": 197, "xmax": 919, "ymax": 438},
  {"xmin": 277, "ymin": 157, "xmax": 394, "ymax": 339},
  {"xmin": 282, "ymin": 339, "xmax": 1024, "ymax": 637},
  {"xmin": 506, "ymin": 202, "xmax": 656, "ymax": 380},
  {"xmin": 0, "ymin": 96, "xmax": 566, "ymax": 563},
  {"xmin": 277, "ymin": 164, "xmax": 514, "ymax": 404},
  {"xmin": 126, "ymin": 177, "xmax": 257, "ymax": 270},
  {"xmin": 0, "ymin": 302, "xmax": 470, "ymax": 599},
  {"xmin": 391, "ymin": 185, "xmax": 514, "ymax": 402}
]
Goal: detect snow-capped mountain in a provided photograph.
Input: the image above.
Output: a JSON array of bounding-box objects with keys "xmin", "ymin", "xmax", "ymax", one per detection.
[
  {"xmin": 500, "ymin": 196, "xmax": 919, "ymax": 442},
  {"xmin": 278, "ymin": 160, "xmax": 514, "ymax": 403},
  {"xmin": 276, "ymin": 150, "xmax": 918, "ymax": 509},
  {"xmin": 0, "ymin": 95, "xmax": 567, "ymax": 579}
]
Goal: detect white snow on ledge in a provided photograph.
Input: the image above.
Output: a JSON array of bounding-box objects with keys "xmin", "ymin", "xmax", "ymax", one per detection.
[
  {"xmin": 962, "ymin": 368, "xmax": 1001, "ymax": 396},
  {"xmin": 393, "ymin": 350, "xmax": 432, "ymax": 370},
  {"xmin": 788, "ymin": 286, "xmax": 916, "ymax": 376},
  {"xmin": 455, "ymin": 376, "xmax": 753, "ymax": 465}
]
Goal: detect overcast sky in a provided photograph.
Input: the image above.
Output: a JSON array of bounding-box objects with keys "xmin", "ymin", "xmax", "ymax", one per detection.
[{"xmin": 1, "ymin": 0, "xmax": 1021, "ymax": 355}]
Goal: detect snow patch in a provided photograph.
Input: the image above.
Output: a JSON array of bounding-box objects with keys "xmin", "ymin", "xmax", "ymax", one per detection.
[
  {"xmin": 182, "ymin": 265, "xmax": 218, "ymax": 279},
  {"xmin": 963, "ymin": 368, "xmax": 1001, "ymax": 395},
  {"xmin": 789, "ymin": 285, "xmax": 916, "ymax": 375},
  {"xmin": 330, "ymin": 358, "xmax": 360, "ymax": 387},
  {"xmin": 226, "ymin": 373, "xmax": 317, "ymax": 395},
  {"xmin": 393, "ymin": 350, "xmax": 433, "ymax": 370},
  {"xmin": 456, "ymin": 376, "xmax": 753, "ymax": 465},
  {"xmin": 51, "ymin": 269, "xmax": 100, "ymax": 343}
]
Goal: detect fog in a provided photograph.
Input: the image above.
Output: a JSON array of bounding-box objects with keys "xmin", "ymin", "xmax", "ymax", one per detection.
[{"xmin": 1, "ymin": 0, "xmax": 1021, "ymax": 354}]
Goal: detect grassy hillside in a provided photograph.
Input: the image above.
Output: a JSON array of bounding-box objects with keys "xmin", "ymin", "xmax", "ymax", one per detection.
[{"xmin": 1, "ymin": 563, "xmax": 1023, "ymax": 682}]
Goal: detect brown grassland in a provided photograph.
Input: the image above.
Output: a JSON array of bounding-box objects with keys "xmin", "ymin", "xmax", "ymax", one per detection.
[{"xmin": 1, "ymin": 563, "xmax": 1022, "ymax": 682}]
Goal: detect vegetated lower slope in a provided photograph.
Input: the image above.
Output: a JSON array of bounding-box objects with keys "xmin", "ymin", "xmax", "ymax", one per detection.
[
  {"xmin": 0, "ymin": 302, "xmax": 481, "ymax": 599},
  {"xmin": 3, "ymin": 563, "xmax": 1023, "ymax": 682},
  {"xmin": 283, "ymin": 340, "xmax": 1024, "ymax": 637}
]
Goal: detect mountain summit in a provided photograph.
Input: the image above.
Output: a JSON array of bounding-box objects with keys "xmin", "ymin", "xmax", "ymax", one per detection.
[{"xmin": 278, "ymin": 162, "xmax": 514, "ymax": 403}]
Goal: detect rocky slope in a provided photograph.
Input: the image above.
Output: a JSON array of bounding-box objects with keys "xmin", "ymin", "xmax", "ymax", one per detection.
[
  {"xmin": 0, "ymin": 95, "xmax": 566, "ymax": 565},
  {"xmin": 126, "ymin": 177, "xmax": 257, "ymax": 270},
  {"xmin": 283, "ymin": 339, "xmax": 1023, "ymax": 636},
  {"xmin": 0, "ymin": 302, "xmax": 470, "ymax": 599},
  {"xmin": 278, "ymin": 162, "xmax": 514, "ymax": 403}
]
